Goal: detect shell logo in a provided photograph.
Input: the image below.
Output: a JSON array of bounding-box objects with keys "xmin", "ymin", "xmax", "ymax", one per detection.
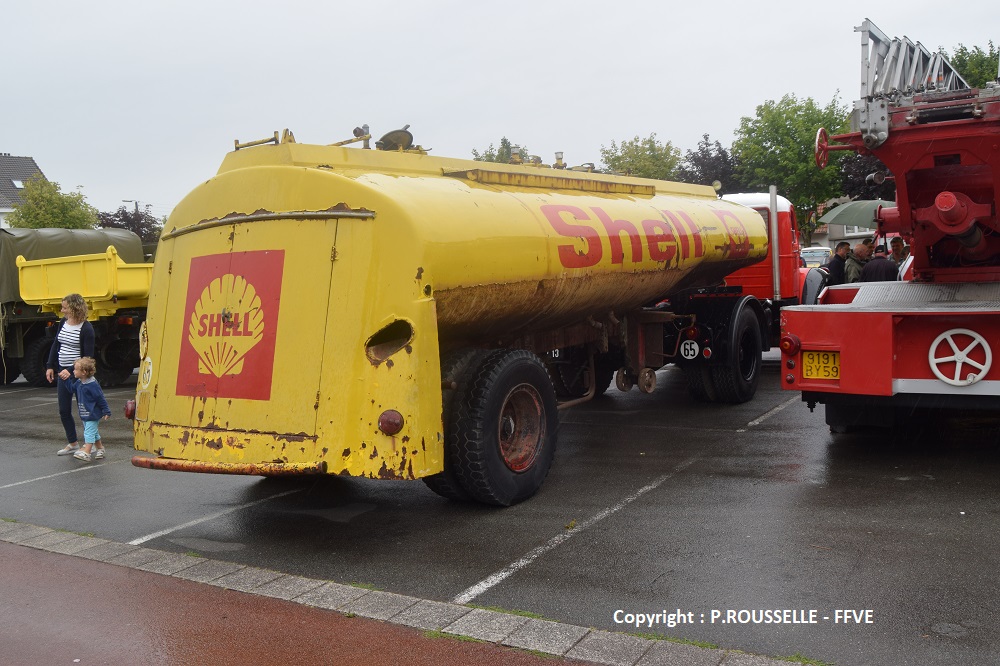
[
  {"xmin": 176, "ymin": 250, "xmax": 284, "ymax": 400},
  {"xmin": 188, "ymin": 274, "xmax": 265, "ymax": 377}
]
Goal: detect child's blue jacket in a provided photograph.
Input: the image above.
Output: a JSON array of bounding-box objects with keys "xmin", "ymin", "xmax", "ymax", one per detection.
[{"xmin": 66, "ymin": 377, "xmax": 112, "ymax": 421}]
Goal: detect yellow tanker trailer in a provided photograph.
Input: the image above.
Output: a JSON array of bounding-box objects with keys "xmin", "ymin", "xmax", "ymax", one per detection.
[{"xmin": 129, "ymin": 127, "xmax": 769, "ymax": 505}]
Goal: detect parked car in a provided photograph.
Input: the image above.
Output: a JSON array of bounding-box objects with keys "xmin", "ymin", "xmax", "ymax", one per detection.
[{"xmin": 800, "ymin": 246, "xmax": 832, "ymax": 268}]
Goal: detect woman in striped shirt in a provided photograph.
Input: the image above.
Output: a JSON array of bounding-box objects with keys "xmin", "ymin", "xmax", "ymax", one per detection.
[{"xmin": 46, "ymin": 294, "xmax": 96, "ymax": 456}]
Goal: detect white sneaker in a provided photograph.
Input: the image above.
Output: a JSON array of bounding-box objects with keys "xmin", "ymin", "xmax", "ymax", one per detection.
[
  {"xmin": 94, "ymin": 448, "xmax": 105, "ymax": 460},
  {"xmin": 57, "ymin": 444, "xmax": 80, "ymax": 456}
]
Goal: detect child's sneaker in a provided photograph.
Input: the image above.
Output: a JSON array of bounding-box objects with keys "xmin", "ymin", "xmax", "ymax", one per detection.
[
  {"xmin": 73, "ymin": 449, "xmax": 92, "ymax": 463},
  {"xmin": 57, "ymin": 444, "xmax": 80, "ymax": 456},
  {"xmin": 94, "ymin": 448, "xmax": 105, "ymax": 460}
]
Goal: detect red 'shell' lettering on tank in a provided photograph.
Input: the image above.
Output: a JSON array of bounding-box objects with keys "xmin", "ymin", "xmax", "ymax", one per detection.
[
  {"xmin": 714, "ymin": 210, "xmax": 751, "ymax": 259},
  {"xmin": 540, "ymin": 204, "xmax": 697, "ymax": 269},
  {"xmin": 176, "ymin": 250, "xmax": 284, "ymax": 400}
]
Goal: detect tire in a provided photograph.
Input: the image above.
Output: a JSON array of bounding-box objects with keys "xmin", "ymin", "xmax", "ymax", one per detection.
[
  {"xmin": 711, "ymin": 306, "xmax": 762, "ymax": 404},
  {"xmin": 422, "ymin": 348, "xmax": 489, "ymax": 501},
  {"xmin": 548, "ymin": 348, "xmax": 616, "ymax": 399},
  {"xmin": 1, "ymin": 352, "xmax": 20, "ymax": 384},
  {"xmin": 97, "ymin": 340, "xmax": 138, "ymax": 387},
  {"xmin": 21, "ymin": 337, "xmax": 54, "ymax": 387},
  {"xmin": 451, "ymin": 349, "xmax": 558, "ymax": 506},
  {"xmin": 685, "ymin": 365, "xmax": 718, "ymax": 402},
  {"xmin": 96, "ymin": 360, "xmax": 134, "ymax": 388}
]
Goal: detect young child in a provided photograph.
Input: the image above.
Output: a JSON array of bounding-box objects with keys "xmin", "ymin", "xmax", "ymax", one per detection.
[{"xmin": 66, "ymin": 357, "xmax": 112, "ymax": 463}]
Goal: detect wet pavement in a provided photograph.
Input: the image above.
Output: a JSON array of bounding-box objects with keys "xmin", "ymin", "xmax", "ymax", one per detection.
[{"xmin": 4, "ymin": 358, "xmax": 1000, "ymax": 665}]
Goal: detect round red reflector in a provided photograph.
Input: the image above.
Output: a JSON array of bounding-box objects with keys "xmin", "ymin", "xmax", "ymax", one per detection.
[
  {"xmin": 779, "ymin": 334, "xmax": 801, "ymax": 355},
  {"xmin": 378, "ymin": 409, "xmax": 404, "ymax": 435},
  {"xmin": 702, "ymin": 347, "xmax": 712, "ymax": 359}
]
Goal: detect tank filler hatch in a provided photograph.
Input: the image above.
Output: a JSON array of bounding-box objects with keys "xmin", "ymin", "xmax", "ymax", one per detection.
[{"xmin": 376, "ymin": 126, "xmax": 414, "ymax": 151}]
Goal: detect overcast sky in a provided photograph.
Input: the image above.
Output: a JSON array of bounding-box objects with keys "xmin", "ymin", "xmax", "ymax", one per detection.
[{"xmin": 3, "ymin": 1, "xmax": 997, "ymax": 219}]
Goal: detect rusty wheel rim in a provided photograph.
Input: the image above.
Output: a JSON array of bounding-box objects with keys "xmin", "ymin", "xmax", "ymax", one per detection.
[{"xmin": 498, "ymin": 383, "xmax": 545, "ymax": 472}]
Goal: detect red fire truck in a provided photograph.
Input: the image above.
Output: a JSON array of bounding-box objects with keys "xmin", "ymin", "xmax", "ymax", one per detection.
[{"xmin": 781, "ymin": 19, "xmax": 1000, "ymax": 431}]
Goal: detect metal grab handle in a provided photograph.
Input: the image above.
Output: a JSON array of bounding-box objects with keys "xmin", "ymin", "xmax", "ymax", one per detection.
[{"xmin": 234, "ymin": 132, "xmax": 279, "ymax": 151}]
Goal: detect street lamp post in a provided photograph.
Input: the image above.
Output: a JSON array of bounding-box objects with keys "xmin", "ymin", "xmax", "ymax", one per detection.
[{"xmin": 122, "ymin": 199, "xmax": 140, "ymax": 213}]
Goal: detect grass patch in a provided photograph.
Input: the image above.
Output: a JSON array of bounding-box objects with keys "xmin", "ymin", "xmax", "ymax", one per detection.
[
  {"xmin": 776, "ymin": 653, "xmax": 834, "ymax": 666},
  {"xmin": 1, "ymin": 518, "xmax": 17, "ymax": 523},
  {"xmin": 626, "ymin": 632, "xmax": 719, "ymax": 649},
  {"xmin": 468, "ymin": 604, "xmax": 549, "ymax": 620},
  {"xmin": 423, "ymin": 630, "xmax": 486, "ymax": 644},
  {"xmin": 349, "ymin": 582, "xmax": 377, "ymax": 590},
  {"xmin": 74, "ymin": 531, "xmax": 95, "ymax": 538},
  {"xmin": 184, "ymin": 551, "xmax": 203, "ymax": 558}
]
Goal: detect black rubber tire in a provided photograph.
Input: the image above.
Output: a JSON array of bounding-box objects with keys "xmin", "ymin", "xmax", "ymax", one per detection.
[
  {"xmin": 1, "ymin": 352, "xmax": 20, "ymax": 384},
  {"xmin": 548, "ymin": 348, "xmax": 616, "ymax": 399},
  {"xmin": 96, "ymin": 360, "xmax": 134, "ymax": 388},
  {"xmin": 685, "ymin": 365, "xmax": 718, "ymax": 402},
  {"xmin": 712, "ymin": 307, "xmax": 762, "ymax": 404},
  {"xmin": 21, "ymin": 337, "xmax": 54, "ymax": 387},
  {"xmin": 96, "ymin": 339, "xmax": 138, "ymax": 387},
  {"xmin": 422, "ymin": 348, "xmax": 489, "ymax": 501},
  {"xmin": 451, "ymin": 349, "xmax": 558, "ymax": 506}
]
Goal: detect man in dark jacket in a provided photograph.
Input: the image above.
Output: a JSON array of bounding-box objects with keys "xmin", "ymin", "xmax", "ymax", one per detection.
[
  {"xmin": 859, "ymin": 246, "xmax": 899, "ymax": 282},
  {"xmin": 825, "ymin": 241, "xmax": 851, "ymax": 286}
]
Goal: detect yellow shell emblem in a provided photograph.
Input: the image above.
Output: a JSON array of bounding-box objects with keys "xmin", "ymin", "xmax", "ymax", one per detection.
[{"xmin": 188, "ymin": 274, "xmax": 265, "ymax": 377}]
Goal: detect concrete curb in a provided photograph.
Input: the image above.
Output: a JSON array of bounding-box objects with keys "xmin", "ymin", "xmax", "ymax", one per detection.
[{"xmin": 2, "ymin": 520, "xmax": 795, "ymax": 666}]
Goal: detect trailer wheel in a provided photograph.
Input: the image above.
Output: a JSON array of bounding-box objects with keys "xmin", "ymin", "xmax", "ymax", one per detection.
[
  {"xmin": 452, "ymin": 349, "xmax": 558, "ymax": 506},
  {"xmin": 96, "ymin": 361, "xmax": 134, "ymax": 388},
  {"xmin": 422, "ymin": 348, "xmax": 489, "ymax": 501},
  {"xmin": 1, "ymin": 352, "xmax": 20, "ymax": 384},
  {"xmin": 711, "ymin": 306, "xmax": 762, "ymax": 404},
  {"xmin": 21, "ymin": 337, "xmax": 54, "ymax": 387}
]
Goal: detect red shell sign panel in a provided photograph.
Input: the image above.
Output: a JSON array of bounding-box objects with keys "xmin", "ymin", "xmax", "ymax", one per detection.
[{"xmin": 176, "ymin": 250, "xmax": 284, "ymax": 400}]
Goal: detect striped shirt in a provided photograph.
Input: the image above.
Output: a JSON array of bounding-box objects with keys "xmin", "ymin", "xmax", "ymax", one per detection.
[{"xmin": 57, "ymin": 322, "xmax": 84, "ymax": 368}]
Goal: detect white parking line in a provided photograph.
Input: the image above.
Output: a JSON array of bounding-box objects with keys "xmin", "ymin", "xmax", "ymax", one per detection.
[
  {"xmin": 0, "ymin": 462, "xmax": 116, "ymax": 489},
  {"xmin": 451, "ymin": 457, "xmax": 698, "ymax": 605},
  {"xmin": 736, "ymin": 396, "xmax": 800, "ymax": 432},
  {"xmin": 127, "ymin": 489, "xmax": 303, "ymax": 545}
]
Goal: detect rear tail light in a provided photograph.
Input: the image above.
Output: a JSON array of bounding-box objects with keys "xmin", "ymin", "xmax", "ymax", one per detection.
[
  {"xmin": 779, "ymin": 334, "xmax": 801, "ymax": 355},
  {"xmin": 378, "ymin": 409, "xmax": 404, "ymax": 435},
  {"xmin": 124, "ymin": 399, "xmax": 136, "ymax": 420}
]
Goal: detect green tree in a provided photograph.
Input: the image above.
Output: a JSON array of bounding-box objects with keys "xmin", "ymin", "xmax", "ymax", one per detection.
[
  {"xmin": 732, "ymin": 94, "xmax": 849, "ymax": 244},
  {"xmin": 472, "ymin": 137, "xmax": 529, "ymax": 163},
  {"xmin": 839, "ymin": 153, "xmax": 896, "ymax": 202},
  {"xmin": 6, "ymin": 176, "xmax": 99, "ymax": 229},
  {"xmin": 675, "ymin": 133, "xmax": 747, "ymax": 193},
  {"xmin": 599, "ymin": 134, "xmax": 680, "ymax": 180},
  {"xmin": 98, "ymin": 205, "xmax": 163, "ymax": 243},
  {"xmin": 946, "ymin": 42, "xmax": 999, "ymax": 88}
]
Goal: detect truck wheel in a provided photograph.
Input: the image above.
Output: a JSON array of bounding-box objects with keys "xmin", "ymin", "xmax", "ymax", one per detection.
[
  {"xmin": 1, "ymin": 353, "xmax": 20, "ymax": 384},
  {"xmin": 549, "ymin": 348, "xmax": 616, "ymax": 399},
  {"xmin": 96, "ymin": 361, "xmax": 134, "ymax": 388},
  {"xmin": 452, "ymin": 349, "xmax": 558, "ymax": 506},
  {"xmin": 21, "ymin": 337, "xmax": 54, "ymax": 387},
  {"xmin": 711, "ymin": 306, "xmax": 762, "ymax": 403},
  {"xmin": 422, "ymin": 348, "xmax": 488, "ymax": 501},
  {"xmin": 685, "ymin": 365, "xmax": 718, "ymax": 402}
]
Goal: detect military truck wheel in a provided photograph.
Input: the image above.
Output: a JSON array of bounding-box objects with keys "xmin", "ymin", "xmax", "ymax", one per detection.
[
  {"xmin": 1, "ymin": 353, "xmax": 20, "ymax": 384},
  {"xmin": 712, "ymin": 306, "xmax": 762, "ymax": 404},
  {"xmin": 21, "ymin": 337, "xmax": 54, "ymax": 387},
  {"xmin": 422, "ymin": 348, "xmax": 489, "ymax": 501},
  {"xmin": 96, "ymin": 361, "xmax": 134, "ymax": 388},
  {"xmin": 452, "ymin": 349, "xmax": 558, "ymax": 506}
]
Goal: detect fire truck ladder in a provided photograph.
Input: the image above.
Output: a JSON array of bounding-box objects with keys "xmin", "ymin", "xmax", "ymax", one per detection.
[{"xmin": 853, "ymin": 18, "xmax": 970, "ymax": 149}]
